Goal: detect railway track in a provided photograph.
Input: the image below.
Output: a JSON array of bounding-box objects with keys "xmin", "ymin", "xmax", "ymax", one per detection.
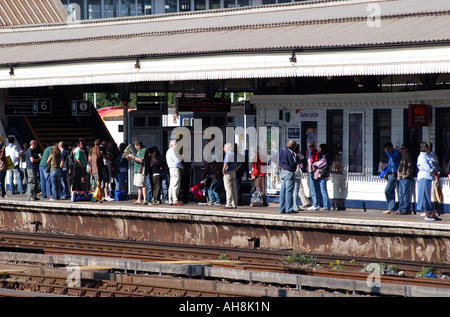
[
  {"xmin": 0, "ymin": 270, "xmax": 249, "ymax": 297},
  {"xmin": 0, "ymin": 230, "xmax": 449, "ymax": 296}
]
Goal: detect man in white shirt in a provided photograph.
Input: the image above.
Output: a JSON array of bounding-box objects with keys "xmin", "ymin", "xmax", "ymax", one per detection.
[
  {"xmin": 5, "ymin": 136, "xmax": 24, "ymax": 194},
  {"xmin": 166, "ymin": 139, "xmax": 183, "ymax": 206}
]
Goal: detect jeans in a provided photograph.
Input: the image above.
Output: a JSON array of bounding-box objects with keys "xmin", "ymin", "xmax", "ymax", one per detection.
[
  {"xmin": 417, "ymin": 178, "xmax": 432, "ymax": 212},
  {"xmin": 398, "ymin": 177, "xmax": 412, "ymax": 212},
  {"xmin": 146, "ymin": 174, "xmax": 154, "ymax": 202},
  {"xmin": 39, "ymin": 165, "xmax": 51, "ymax": 198},
  {"xmin": 50, "ymin": 169, "xmax": 61, "ymax": 200},
  {"xmin": 60, "ymin": 169, "xmax": 70, "ymax": 198},
  {"xmin": 208, "ymin": 179, "xmax": 222, "ymax": 203},
  {"xmin": 293, "ymin": 177, "xmax": 310, "ymax": 211},
  {"xmin": 117, "ymin": 171, "xmax": 128, "ymax": 190},
  {"xmin": 279, "ymin": 170, "xmax": 295, "ymax": 212},
  {"xmin": 385, "ymin": 173, "xmax": 397, "ymax": 211},
  {"xmin": 309, "ymin": 173, "xmax": 322, "ymax": 208},
  {"xmin": 9, "ymin": 165, "xmax": 24, "ymax": 194},
  {"xmin": 319, "ymin": 179, "xmax": 330, "ymax": 210}
]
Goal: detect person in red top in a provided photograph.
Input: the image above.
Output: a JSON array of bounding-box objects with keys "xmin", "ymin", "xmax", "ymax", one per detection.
[{"xmin": 250, "ymin": 149, "xmax": 267, "ymax": 207}]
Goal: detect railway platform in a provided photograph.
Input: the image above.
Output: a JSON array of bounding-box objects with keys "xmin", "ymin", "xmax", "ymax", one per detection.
[{"xmin": 0, "ymin": 195, "xmax": 449, "ymax": 266}]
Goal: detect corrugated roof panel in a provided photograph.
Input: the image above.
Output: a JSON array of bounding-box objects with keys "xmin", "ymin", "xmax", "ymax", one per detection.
[
  {"xmin": 1, "ymin": 0, "xmax": 450, "ymax": 68},
  {"xmin": 0, "ymin": 0, "xmax": 68, "ymax": 26},
  {"xmin": 1, "ymin": 12, "xmax": 450, "ymax": 67}
]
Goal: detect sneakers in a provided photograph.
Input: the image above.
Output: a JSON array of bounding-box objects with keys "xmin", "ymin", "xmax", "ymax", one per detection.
[
  {"xmin": 424, "ymin": 217, "xmax": 442, "ymax": 221},
  {"xmin": 307, "ymin": 206, "xmax": 319, "ymax": 211}
]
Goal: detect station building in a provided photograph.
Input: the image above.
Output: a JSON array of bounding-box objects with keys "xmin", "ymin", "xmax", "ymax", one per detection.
[
  {"xmin": 0, "ymin": 0, "xmax": 449, "ymax": 212},
  {"xmin": 60, "ymin": 0, "xmax": 307, "ymax": 19}
]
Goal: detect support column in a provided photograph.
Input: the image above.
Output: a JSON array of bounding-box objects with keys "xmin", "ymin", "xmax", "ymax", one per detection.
[{"xmin": 115, "ymin": 83, "xmax": 131, "ymax": 144}]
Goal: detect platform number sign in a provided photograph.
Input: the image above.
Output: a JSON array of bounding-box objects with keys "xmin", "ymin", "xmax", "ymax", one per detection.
[
  {"xmin": 71, "ymin": 100, "xmax": 91, "ymax": 116},
  {"xmin": 33, "ymin": 98, "xmax": 52, "ymax": 114}
]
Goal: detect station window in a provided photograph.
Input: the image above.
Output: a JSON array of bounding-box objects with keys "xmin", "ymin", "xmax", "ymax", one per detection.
[
  {"xmin": 403, "ymin": 108, "xmax": 422, "ymax": 158},
  {"xmin": 165, "ymin": 0, "xmax": 177, "ymax": 12},
  {"xmin": 209, "ymin": 0, "xmax": 221, "ymax": 9},
  {"xmin": 348, "ymin": 112, "xmax": 363, "ymax": 173},
  {"xmin": 104, "ymin": 0, "xmax": 119, "ymax": 17},
  {"xmin": 194, "ymin": 0, "xmax": 206, "ymax": 10},
  {"xmin": 180, "ymin": 0, "xmax": 191, "ymax": 11},
  {"xmin": 327, "ymin": 110, "xmax": 343, "ymax": 173},
  {"xmin": 133, "ymin": 116, "xmax": 146, "ymax": 127},
  {"xmin": 373, "ymin": 109, "xmax": 391, "ymax": 174},
  {"xmin": 88, "ymin": 0, "xmax": 102, "ymax": 19},
  {"xmin": 121, "ymin": 0, "xmax": 137, "ymax": 16},
  {"xmin": 435, "ymin": 108, "xmax": 450, "ymax": 174}
]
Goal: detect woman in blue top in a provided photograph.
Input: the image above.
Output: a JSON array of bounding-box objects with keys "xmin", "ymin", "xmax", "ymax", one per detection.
[{"xmin": 416, "ymin": 142, "xmax": 441, "ymax": 221}]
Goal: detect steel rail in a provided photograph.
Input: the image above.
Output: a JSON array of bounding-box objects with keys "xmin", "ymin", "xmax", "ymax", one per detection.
[{"xmin": 0, "ymin": 230, "xmax": 449, "ymax": 291}]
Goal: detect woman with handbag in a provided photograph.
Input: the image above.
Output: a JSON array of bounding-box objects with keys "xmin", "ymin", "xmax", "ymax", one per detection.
[
  {"xmin": 313, "ymin": 144, "xmax": 330, "ymax": 211},
  {"xmin": 416, "ymin": 142, "xmax": 441, "ymax": 221}
]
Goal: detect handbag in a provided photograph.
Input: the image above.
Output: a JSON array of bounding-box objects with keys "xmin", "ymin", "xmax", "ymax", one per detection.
[
  {"xmin": 434, "ymin": 180, "xmax": 443, "ymax": 203},
  {"xmin": 5, "ymin": 155, "xmax": 14, "ymax": 171},
  {"xmin": 93, "ymin": 181, "xmax": 103, "ymax": 201}
]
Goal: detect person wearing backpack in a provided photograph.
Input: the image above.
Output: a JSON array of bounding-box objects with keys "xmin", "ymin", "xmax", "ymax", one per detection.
[{"xmin": 313, "ymin": 144, "xmax": 330, "ymax": 211}]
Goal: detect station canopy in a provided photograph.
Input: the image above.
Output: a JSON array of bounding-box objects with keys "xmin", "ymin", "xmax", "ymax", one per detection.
[{"xmin": 1, "ymin": 0, "xmax": 450, "ymax": 88}]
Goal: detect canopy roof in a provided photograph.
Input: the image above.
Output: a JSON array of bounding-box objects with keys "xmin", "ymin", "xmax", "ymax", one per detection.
[{"xmin": 1, "ymin": 0, "xmax": 450, "ymax": 88}]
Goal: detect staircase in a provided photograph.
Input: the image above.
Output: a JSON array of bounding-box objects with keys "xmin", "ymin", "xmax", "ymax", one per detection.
[{"xmin": 23, "ymin": 92, "xmax": 114, "ymax": 150}]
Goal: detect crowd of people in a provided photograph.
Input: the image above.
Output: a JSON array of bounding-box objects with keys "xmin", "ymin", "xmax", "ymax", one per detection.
[
  {"xmin": 383, "ymin": 141, "xmax": 449, "ymax": 221},
  {"xmin": 0, "ymin": 137, "xmax": 251, "ymax": 208},
  {"xmin": 278, "ymin": 139, "xmax": 330, "ymax": 214},
  {"xmin": 0, "ymin": 137, "xmax": 125, "ymax": 202},
  {"xmin": 0, "ymin": 136, "xmax": 448, "ymax": 221}
]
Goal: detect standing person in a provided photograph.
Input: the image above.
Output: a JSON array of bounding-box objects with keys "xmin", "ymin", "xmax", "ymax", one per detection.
[
  {"xmin": 72, "ymin": 139, "xmax": 87, "ymax": 192},
  {"xmin": 429, "ymin": 143, "xmax": 441, "ymax": 215},
  {"xmin": 383, "ymin": 142, "xmax": 402, "ymax": 214},
  {"xmin": 115, "ymin": 143, "xmax": 129, "ymax": 191},
  {"xmin": 416, "ymin": 142, "xmax": 441, "ymax": 221},
  {"xmin": 150, "ymin": 150, "xmax": 162, "ymax": 204},
  {"xmin": 100, "ymin": 141, "xmax": 114, "ymax": 201},
  {"xmin": 222, "ymin": 143, "xmax": 238, "ymax": 209},
  {"xmin": 39, "ymin": 144, "xmax": 52, "ymax": 198},
  {"xmin": 208, "ymin": 161, "xmax": 223, "ymax": 206},
  {"xmin": 0, "ymin": 142, "xmax": 7, "ymax": 198},
  {"xmin": 307, "ymin": 141, "xmax": 321, "ymax": 211},
  {"xmin": 127, "ymin": 140, "xmax": 147, "ymax": 205},
  {"xmin": 89, "ymin": 139, "xmax": 104, "ymax": 203},
  {"xmin": 58, "ymin": 142, "xmax": 70, "ymax": 199},
  {"xmin": 5, "ymin": 136, "xmax": 24, "ymax": 195},
  {"xmin": 397, "ymin": 144, "xmax": 415, "ymax": 214},
  {"xmin": 234, "ymin": 144, "xmax": 244, "ymax": 206},
  {"xmin": 313, "ymin": 144, "xmax": 331, "ymax": 210},
  {"xmin": 47, "ymin": 144, "xmax": 62, "ymax": 200},
  {"xmin": 166, "ymin": 140, "xmax": 183, "ymax": 206},
  {"xmin": 19, "ymin": 142, "xmax": 29, "ymax": 193},
  {"xmin": 25, "ymin": 140, "xmax": 41, "ymax": 201},
  {"xmin": 292, "ymin": 144, "xmax": 310, "ymax": 211},
  {"xmin": 278, "ymin": 140, "xmax": 297, "ymax": 213},
  {"xmin": 250, "ymin": 149, "xmax": 267, "ymax": 207}
]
